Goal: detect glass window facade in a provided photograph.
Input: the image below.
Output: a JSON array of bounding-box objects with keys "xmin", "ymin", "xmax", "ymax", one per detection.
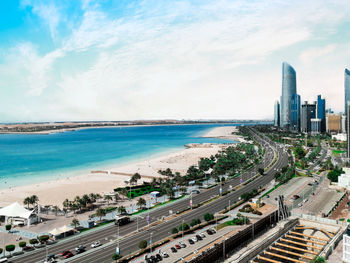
[
  {"xmin": 290, "ymin": 93, "xmax": 300, "ymax": 132},
  {"xmin": 280, "ymin": 62, "xmax": 297, "ymax": 128}
]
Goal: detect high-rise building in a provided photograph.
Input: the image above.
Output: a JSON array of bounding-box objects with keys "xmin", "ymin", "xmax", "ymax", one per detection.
[
  {"xmin": 290, "ymin": 93, "xmax": 300, "ymax": 132},
  {"xmin": 348, "ymin": 102, "xmax": 350, "ymax": 157},
  {"xmin": 316, "ymin": 95, "xmax": 326, "ymax": 133},
  {"xmin": 327, "ymin": 114, "xmax": 342, "ymax": 133},
  {"xmin": 345, "ymin": 69, "xmax": 350, "ymax": 115},
  {"xmin": 280, "ymin": 62, "xmax": 297, "ymax": 128},
  {"xmin": 343, "ymin": 114, "xmax": 347, "ymax": 133},
  {"xmin": 311, "ymin": 118, "xmax": 321, "ymax": 135},
  {"xmin": 274, "ymin": 100, "xmax": 280, "ymax": 127},
  {"xmin": 301, "ymin": 101, "xmax": 316, "ymax": 133}
]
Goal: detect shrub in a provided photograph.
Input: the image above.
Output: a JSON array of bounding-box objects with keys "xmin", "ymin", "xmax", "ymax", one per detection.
[
  {"xmin": 171, "ymin": 228, "xmax": 178, "ymax": 234},
  {"xmin": 178, "ymin": 222, "xmax": 190, "ymax": 232},
  {"xmin": 29, "ymin": 239, "xmax": 38, "ymax": 245},
  {"xmin": 5, "ymin": 224, "xmax": 11, "ymax": 231},
  {"xmin": 19, "ymin": 241, "xmax": 26, "ymax": 248},
  {"xmin": 0, "ymin": 248, "xmax": 2, "ymax": 254},
  {"xmin": 138, "ymin": 240, "xmax": 148, "ymax": 249},
  {"xmin": 204, "ymin": 213, "xmax": 214, "ymax": 222},
  {"xmin": 112, "ymin": 253, "xmax": 123, "ymax": 260},
  {"xmin": 38, "ymin": 235, "xmax": 50, "ymax": 243},
  {"xmin": 5, "ymin": 244, "xmax": 15, "ymax": 253}
]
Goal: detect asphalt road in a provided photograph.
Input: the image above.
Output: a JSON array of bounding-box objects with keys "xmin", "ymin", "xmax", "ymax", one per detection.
[{"xmin": 12, "ymin": 128, "xmax": 288, "ymax": 263}]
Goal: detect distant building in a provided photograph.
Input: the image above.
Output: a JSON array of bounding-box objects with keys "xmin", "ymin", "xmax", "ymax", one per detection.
[
  {"xmin": 332, "ymin": 133, "xmax": 347, "ymax": 141},
  {"xmin": 348, "ymin": 102, "xmax": 350, "ymax": 157},
  {"xmin": 280, "ymin": 62, "xmax": 297, "ymax": 128},
  {"xmin": 339, "ymin": 168, "xmax": 350, "ymax": 189},
  {"xmin": 311, "ymin": 118, "xmax": 321, "ymax": 135},
  {"xmin": 301, "ymin": 101, "xmax": 316, "ymax": 133},
  {"xmin": 345, "ymin": 68, "xmax": 350, "ymax": 115},
  {"xmin": 316, "ymin": 95, "xmax": 326, "ymax": 132},
  {"xmin": 327, "ymin": 114, "xmax": 342, "ymax": 133},
  {"xmin": 290, "ymin": 93, "xmax": 300, "ymax": 132},
  {"xmin": 342, "ymin": 114, "xmax": 347, "ymax": 133},
  {"xmin": 274, "ymin": 100, "xmax": 280, "ymax": 127}
]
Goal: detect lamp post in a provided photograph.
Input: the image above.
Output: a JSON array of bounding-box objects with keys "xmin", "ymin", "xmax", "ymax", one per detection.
[
  {"xmin": 182, "ymin": 219, "xmax": 184, "ymax": 240},
  {"xmin": 150, "ymin": 232, "xmax": 153, "ymax": 254},
  {"xmin": 116, "ymin": 221, "xmax": 120, "ymax": 257}
]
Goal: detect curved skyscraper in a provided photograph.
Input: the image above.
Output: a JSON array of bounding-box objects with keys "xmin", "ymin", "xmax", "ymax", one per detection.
[
  {"xmin": 345, "ymin": 68, "xmax": 350, "ymax": 114},
  {"xmin": 280, "ymin": 62, "xmax": 296, "ymax": 128}
]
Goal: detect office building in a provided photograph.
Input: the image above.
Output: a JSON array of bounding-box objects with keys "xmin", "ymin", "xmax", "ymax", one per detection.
[
  {"xmin": 345, "ymin": 69, "xmax": 350, "ymax": 115},
  {"xmin": 280, "ymin": 62, "xmax": 297, "ymax": 128},
  {"xmin": 327, "ymin": 114, "xmax": 342, "ymax": 133},
  {"xmin": 290, "ymin": 93, "xmax": 300, "ymax": 132},
  {"xmin": 342, "ymin": 114, "xmax": 347, "ymax": 133},
  {"xmin": 311, "ymin": 118, "xmax": 321, "ymax": 135},
  {"xmin": 301, "ymin": 101, "xmax": 316, "ymax": 133},
  {"xmin": 348, "ymin": 102, "xmax": 350, "ymax": 158},
  {"xmin": 316, "ymin": 95, "xmax": 326, "ymax": 132},
  {"xmin": 274, "ymin": 100, "xmax": 280, "ymax": 127}
]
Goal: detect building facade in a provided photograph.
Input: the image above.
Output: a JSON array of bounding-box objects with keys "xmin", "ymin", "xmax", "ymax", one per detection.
[
  {"xmin": 274, "ymin": 100, "xmax": 280, "ymax": 127},
  {"xmin": 301, "ymin": 101, "xmax": 316, "ymax": 133},
  {"xmin": 327, "ymin": 114, "xmax": 342, "ymax": 133},
  {"xmin": 345, "ymin": 68, "xmax": 350, "ymax": 115},
  {"xmin": 280, "ymin": 62, "xmax": 297, "ymax": 128},
  {"xmin": 311, "ymin": 118, "xmax": 321, "ymax": 135},
  {"xmin": 290, "ymin": 93, "xmax": 300, "ymax": 132},
  {"xmin": 316, "ymin": 95, "xmax": 326, "ymax": 132}
]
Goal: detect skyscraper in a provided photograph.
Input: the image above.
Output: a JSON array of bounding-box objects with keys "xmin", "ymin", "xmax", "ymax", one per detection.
[
  {"xmin": 348, "ymin": 102, "xmax": 350, "ymax": 157},
  {"xmin": 274, "ymin": 100, "xmax": 280, "ymax": 127},
  {"xmin": 290, "ymin": 93, "xmax": 300, "ymax": 132},
  {"xmin": 345, "ymin": 69, "xmax": 350, "ymax": 115},
  {"xmin": 316, "ymin": 95, "xmax": 326, "ymax": 133},
  {"xmin": 301, "ymin": 101, "xmax": 316, "ymax": 133},
  {"xmin": 280, "ymin": 62, "xmax": 297, "ymax": 128}
]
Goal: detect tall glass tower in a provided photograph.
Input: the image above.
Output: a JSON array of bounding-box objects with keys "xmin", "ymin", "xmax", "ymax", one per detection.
[
  {"xmin": 280, "ymin": 62, "xmax": 297, "ymax": 128},
  {"xmin": 290, "ymin": 93, "xmax": 300, "ymax": 132},
  {"xmin": 316, "ymin": 95, "xmax": 326, "ymax": 133},
  {"xmin": 345, "ymin": 68, "xmax": 350, "ymax": 115},
  {"xmin": 274, "ymin": 100, "xmax": 280, "ymax": 127}
]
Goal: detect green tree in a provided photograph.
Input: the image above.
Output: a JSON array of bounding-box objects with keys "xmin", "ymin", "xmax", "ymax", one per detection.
[
  {"xmin": 0, "ymin": 248, "xmax": 2, "ymax": 255},
  {"xmin": 171, "ymin": 228, "xmax": 178, "ymax": 234},
  {"xmin": 258, "ymin": 168, "xmax": 264, "ymax": 175},
  {"xmin": 5, "ymin": 244, "xmax": 15, "ymax": 255},
  {"xmin": 29, "ymin": 239, "xmax": 38, "ymax": 245},
  {"xmin": 112, "ymin": 254, "xmax": 123, "ymax": 260},
  {"xmin": 38, "ymin": 235, "xmax": 49, "ymax": 243},
  {"xmin": 96, "ymin": 208, "xmax": 106, "ymax": 221},
  {"xmin": 23, "ymin": 197, "xmax": 31, "ymax": 209},
  {"xmin": 5, "ymin": 224, "xmax": 11, "ymax": 232},
  {"xmin": 30, "ymin": 195, "xmax": 39, "ymax": 207},
  {"xmin": 72, "ymin": 218, "xmax": 80, "ymax": 229},
  {"xmin": 178, "ymin": 222, "xmax": 190, "ymax": 232},
  {"xmin": 190, "ymin": 218, "xmax": 201, "ymax": 227},
  {"xmin": 117, "ymin": 206, "xmax": 126, "ymax": 214},
  {"xmin": 204, "ymin": 213, "xmax": 214, "ymax": 222},
  {"xmin": 104, "ymin": 195, "xmax": 113, "ymax": 204},
  {"xmin": 138, "ymin": 240, "xmax": 148, "ymax": 249},
  {"xmin": 137, "ymin": 197, "xmax": 146, "ymax": 209},
  {"xmin": 18, "ymin": 241, "xmax": 26, "ymax": 249},
  {"xmin": 312, "ymin": 256, "xmax": 325, "ymax": 263}
]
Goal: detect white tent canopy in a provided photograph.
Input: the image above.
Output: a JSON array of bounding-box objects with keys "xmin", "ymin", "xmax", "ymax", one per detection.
[
  {"xmin": 49, "ymin": 225, "xmax": 74, "ymax": 236},
  {"xmin": 0, "ymin": 202, "xmax": 34, "ymax": 219}
]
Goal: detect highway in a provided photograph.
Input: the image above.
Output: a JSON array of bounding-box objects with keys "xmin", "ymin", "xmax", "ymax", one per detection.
[{"xmin": 12, "ymin": 128, "xmax": 289, "ymax": 263}]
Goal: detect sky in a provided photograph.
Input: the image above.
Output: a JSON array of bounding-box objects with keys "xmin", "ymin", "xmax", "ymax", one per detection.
[{"xmin": 0, "ymin": 0, "xmax": 350, "ymax": 122}]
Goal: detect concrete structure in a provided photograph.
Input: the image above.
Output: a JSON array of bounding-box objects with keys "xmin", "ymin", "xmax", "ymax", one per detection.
[
  {"xmin": 280, "ymin": 62, "xmax": 297, "ymax": 128},
  {"xmin": 348, "ymin": 102, "xmax": 350, "ymax": 157},
  {"xmin": 345, "ymin": 68, "xmax": 350, "ymax": 116},
  {"xmin": 316, "ymin": 95, "xmax": 326, "ymax": 132},
  {"xmin": 301, "ymin": 101, "xmax": 316, "ymax": 133},
  {"xmin": 332, "ymin": 133, "xmax": 347, "ymax": 141},
  {"xmin": 290, "ymin": 93, "xmax": 301, "ymax": 132},
  {"xmin": 342, "ymin": 114, "xmax": 347, "ymax": 133},
  {"xmin": 338, "ymin": 173, "xmax": 350, "ymax": 189},
  {"xmin": 311, "ymin": 118, "xmax": 321, "ymax": 135},
  {"xmin": 274, "ymin": 100, "xmax": 280, "ymax": 127},
  {"xmin": 327, "ymin": 113, "xmax": 342, "ymax": 133},
  {"xmin": 343, "ymin": 233, "xmax": 350, "ymax": 263}
]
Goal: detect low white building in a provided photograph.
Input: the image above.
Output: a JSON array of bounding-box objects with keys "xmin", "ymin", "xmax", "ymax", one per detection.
[
  {"xmin": 332, "ymin": 133, "xmax": 347, "ymax": 141},
  {"xmin": 344, "ymin": 232, "xmax": 350, "ymax": 262},
  {"xmin": 0, "ymin": 202, "xmax": 38, "ymax": 226},
  {"xmin": 338, "ymin": 168, "xmax": 350, "ymax": 189}
]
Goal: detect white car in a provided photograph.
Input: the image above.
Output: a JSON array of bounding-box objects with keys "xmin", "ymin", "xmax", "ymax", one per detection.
[
  {"xmin": 162, "ymin": 252, "xmax": 169, "ymax": 258},
  {"xmin": 179, "ymin": 241, "xmax": 186, "ymax": 248},
  {"xmin": 191, "ymin": 236, "xmax": 198, "ymax": 242},
  {"xmin": 199, "ymin": 233, "xmax": 206, "ymax": 238},
  {"xmin": 91, "ymin": 241, "xmax": 101, "ymax": 248}
]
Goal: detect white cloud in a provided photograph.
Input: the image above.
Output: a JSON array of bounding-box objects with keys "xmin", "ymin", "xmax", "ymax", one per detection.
[{"xmin": 300, "ymin": 45, "xmax": 336, "ymax": 65}]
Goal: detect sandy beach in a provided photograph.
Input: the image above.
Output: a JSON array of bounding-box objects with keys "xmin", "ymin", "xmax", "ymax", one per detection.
[{"xmin": 0, "ymin": 126, "xmax": 242, "ymax": 207}]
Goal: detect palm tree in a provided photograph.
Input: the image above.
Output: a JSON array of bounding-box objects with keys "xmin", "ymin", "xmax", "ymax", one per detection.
[
  {"xmin": 104, "ymin": 195, "xmax": 113, "ymax": 205},
  {"xmin": 71, "ymin": 218, "xmax": 80, "ymax": 229},
  {"xmin": 137, "ymin": 198, "xmax": 146, "ymax": 209},
  {"xmin": 117, "ymin": 206, "xmax": 126, "ymax": 214},
  {"xmin": 30, "ymin": 195, "xmax": 39, "ymax": 208},
  {"xmin": 96, "ymin": 208, "xmax": 106, "ymax": 221},
  {"xmin": 89, "ymin": 193, "xmax": 97, "ymax": 203},
  {"xmin": 131, "ymin": 173, "xmax": 141, "ymax": 185},
  {"xmin": 114, "ymin": 193, "xmax": 120, "ymax": 203},
  {"xmin": 52, "ymin": 206, "xmax": 59, "ymax": 216},
  {"xmin": 119, "ymin": 189, "xmax": 128, "ymax": 199},
  {"xmin": 23, "ymin": 197, "xmax": 31, "ymax": 209}
]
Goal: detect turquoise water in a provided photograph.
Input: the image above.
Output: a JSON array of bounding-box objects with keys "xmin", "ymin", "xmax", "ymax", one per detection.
[{"xmin": 0, "ymin": 124, "xmax": 240, "ymax": 188}]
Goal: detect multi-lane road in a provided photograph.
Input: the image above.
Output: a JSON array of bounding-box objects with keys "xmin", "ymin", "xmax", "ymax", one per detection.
[{"xmin": 13, "ymin": 128, "xmax": 289, "ymax": 263}]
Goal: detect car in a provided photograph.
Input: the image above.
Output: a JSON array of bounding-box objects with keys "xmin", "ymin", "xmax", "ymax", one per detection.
[
  {"xmin": 47, "ymin": 254, "xmax": 56, "ymax": 260},
  {"xmin": 293, "ymin": 195, "xmax": 300, "ymax": 200},
  {"xmin": 191, "ymin": 190, "xmax": 200, "ymax": 194},
  {"xmin": 44, "ymin": 259, "xmax": 56, "ymax": 263},
  {"xmin": 60, "ymin": 250, "xmax": 71, "ymax": 256},
  {"xmin": 175, "ymin": 244, "xmax": 181, "ymax": 249},
  {"xmin": 191, "ymin": 236, "xmax": 198, "ymax": 242},
  {"xmin": 145, "ymin": 258, "xmax": 152, "ymax": 263},
  {"xmin": 75, "ymin": 245, "xmax": 86, "ymax": 253},
  {"xmin": 22, "ymin": 246, "xmax": 35, "ymax": 251},
  {"xmin": 209, "ymin": 228, "xmax": 216, "ymax": 234},
  {"xmin": 64, "ymin": 252, "xmax": 74, "ymax": 259},
  {"xmin": 170, "ymin": 247, "xmax": 177, "ymax": 253},
  {"xmin": 91, "ymin": 241, "xmax": 101, "ymax": 248},
  {"xmin": 179, "ymin": 241, "xmax": 186, "ymax": 248},
  {"xmin": 206, "ymin": 229, "xmax": 214, "ymax": 235},
  {"xmin": 162, "ymin": 252, "xmax": 169, "ymax": 258},
  {"xmin": 188, "ymin": 239, "xmax": 195, "ymax": 244},
  {"xmin": 308, "ymin": 183, "xmax": 313, "ymax": 186},
  {"xmin": 150, "ymin": 255, "xmax": 157, "ymax": 262},
  {"xmin": 196, "ymin": 234, "xmax": 202, "ymax": 240},
  {"xmin": 199, "ymin": 233, "xmax": 206, "ymax": 238},
  {"xmin": 155, "ymin": 254, "xmax": 162, "ymax": 261}
]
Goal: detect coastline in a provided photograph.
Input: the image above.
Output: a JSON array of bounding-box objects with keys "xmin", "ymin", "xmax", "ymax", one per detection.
[{"xmin": 0, "ymin": 126, "xmax": 243, "ymax": 207}]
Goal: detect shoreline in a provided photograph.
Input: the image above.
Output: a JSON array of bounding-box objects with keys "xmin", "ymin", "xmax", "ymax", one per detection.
[{"xmin": 0, "ymin": 126, "xmax": 243, "ymax": 207}]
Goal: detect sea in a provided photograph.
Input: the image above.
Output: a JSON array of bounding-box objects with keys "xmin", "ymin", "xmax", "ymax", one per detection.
[{"xmin": 0, "ymin": 124, "xmax": 244, "ymax": 189}]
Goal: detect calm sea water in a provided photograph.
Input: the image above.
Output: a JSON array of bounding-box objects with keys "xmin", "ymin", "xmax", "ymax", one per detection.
[{"xmin": 0, "ymin": 124, "xmax": 240, "ymax": 188}]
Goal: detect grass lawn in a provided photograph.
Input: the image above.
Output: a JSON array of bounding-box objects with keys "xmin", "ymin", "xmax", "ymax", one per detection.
[{"xmin": 333, "ymin": 149, "xmax": 345, "ymax": 156}]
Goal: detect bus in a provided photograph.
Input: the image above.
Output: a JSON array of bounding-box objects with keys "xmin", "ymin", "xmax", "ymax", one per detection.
[{"xmin": 115, "ymin": 215, "xmax": 131, "ymax": 226}]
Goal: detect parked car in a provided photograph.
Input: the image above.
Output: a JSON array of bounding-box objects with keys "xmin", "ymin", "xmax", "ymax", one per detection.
[
  {"xmin": 196, "ymin": 234, "xmax": 202, "ymax": 241},
  {"xmin": 191, "ymin": 236, "xmax": 198, "ymax": 242},
  {"xmin": 150, "ymin": 255, "xmax": 157, "ymax": 262},
  {"xmin": 199, "ymin": 233, "xmax": 206, "ymax": 238},
  {"xmin": 179, "ymin": 241, "xmax": 186, "ymax": 248},
  {"xmin": 188, "ymin": 239, "xmax": 195, "ymax": 244},
  {"xmin": 75, "ymin": 245, "xmax": 86, "ymax": 253},
  {"xmin": 171, "ymin": 247, "xmax": 177, "ymax": 253},
  {"xmin": 191, "ymin": 190, "xmax": 200, "ymax": 194},
  {"xmin": 91, "ymin": 241, "xmax": 101, "ymax": 248},
  {"xmin": 162, "ymin": 252, "xmax": 169, "ymax": 258},
  {"xmin": 155, "ymin": 254, "xmax": 162, "ymax": 261},
  {"xmin": 175, "ymin": 244, "xmax": 181, "ymax": 250},
  {"xmin": 64, "ymin": 252, "xmax": 74, "ymax": 259},
  {"xmin": 206, "ymin": 229, "xmax": 214, "ymax": 235}
]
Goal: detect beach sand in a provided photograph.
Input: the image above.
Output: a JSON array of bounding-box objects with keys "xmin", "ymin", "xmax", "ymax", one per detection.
[{"xmin": 0, "ymin": 126, "xmax": 242, "ymax": 207}]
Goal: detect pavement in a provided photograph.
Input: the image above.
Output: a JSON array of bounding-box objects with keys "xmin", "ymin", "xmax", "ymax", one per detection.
[{"xmin": 10, "ymin": 128, "xmax": 289, "ymax": 263}]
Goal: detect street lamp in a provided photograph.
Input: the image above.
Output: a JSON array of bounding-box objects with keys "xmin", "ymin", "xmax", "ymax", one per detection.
[
  {"xmin": 150, "ymin": 232, "xmax": 153, "ymax": 254},
  {"xmin": 182, "ymin": 219, "xmax": 184, "ymax": 240}
]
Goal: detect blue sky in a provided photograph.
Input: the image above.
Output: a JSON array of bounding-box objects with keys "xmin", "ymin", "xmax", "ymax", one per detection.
[{"xmin": 0, "ymin": 0, "xmax": 350, "ymax": 122}]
